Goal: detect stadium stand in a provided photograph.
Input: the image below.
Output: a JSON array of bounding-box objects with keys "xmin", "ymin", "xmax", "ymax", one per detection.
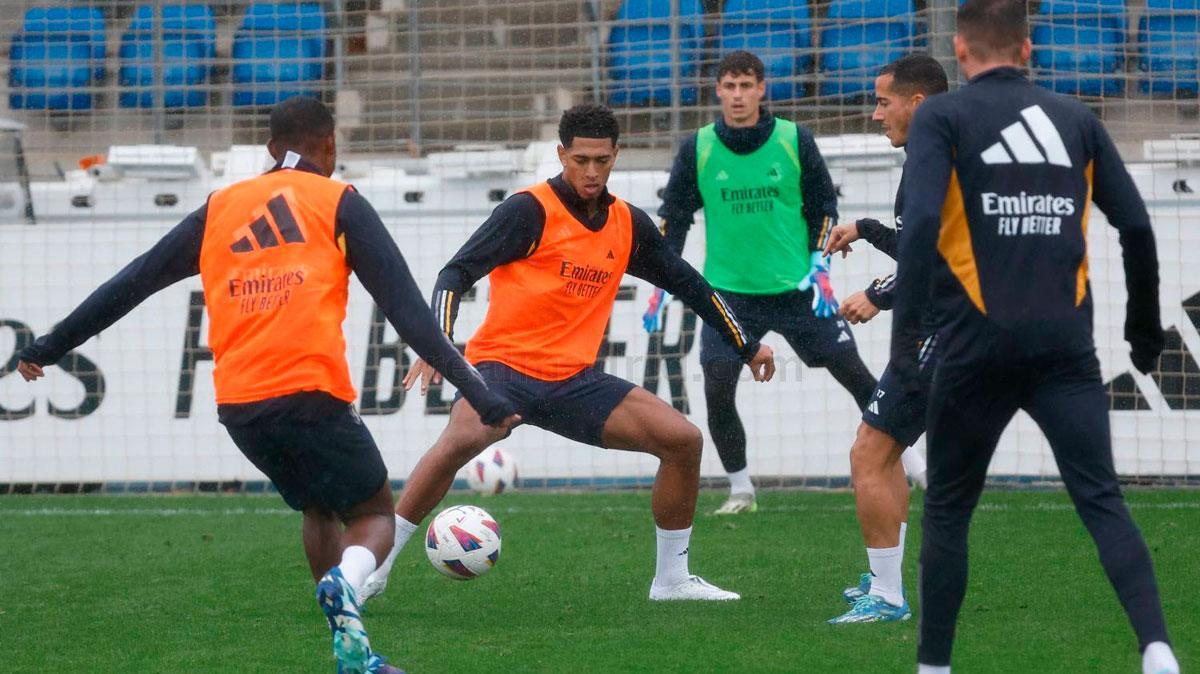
[
  {"xmin": 1031, "ymin": 0, "xmax": 1126, "ymax": 97},
  {"xmin": 720, "ymin": 0, "xmax": 813, "ymax": 102},
  {"xmin": 1138, "ymin": 0, "xmax": 1199, "ymax": 97},
  {"xmin": 818, "ymin": 0, "xmax": 918, "ymax": 98},
  {"xmin": 119, "ymin": 5, "xmax": 217, "ymax": 109},
  {"xmin": 231, "ymin": 2, "xmax": 327, "ymax": 107},
  {"xmin": 607, "ymin": 0, "xmax": 705, "ymax": 107},
  {"xmin": 8, "ymin": 6, "xmax": 106, "ymax": 111}
]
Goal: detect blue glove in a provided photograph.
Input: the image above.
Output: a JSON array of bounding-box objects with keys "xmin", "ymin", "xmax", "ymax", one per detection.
[
  {"xmin": 797, "ymin": 251, "xmax": 839, "ymax": 318},
  {"xmin": 643, "ymin": 287, "xmax": 672, "ymax": 332}
]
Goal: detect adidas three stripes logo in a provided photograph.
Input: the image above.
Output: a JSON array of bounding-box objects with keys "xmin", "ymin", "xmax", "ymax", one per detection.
[
  {"xmin": 230, "ymin": 194, "xmax": 307, "ymax": 253},
  {"xmin": 980, "ymin": 105, "xmax": 1073, "ymax": 168}
]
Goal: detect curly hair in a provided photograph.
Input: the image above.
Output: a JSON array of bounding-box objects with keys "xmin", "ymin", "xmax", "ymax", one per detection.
[{"xmin": 558, "ymin": 103, "xmax": 620, "ymax": 147}]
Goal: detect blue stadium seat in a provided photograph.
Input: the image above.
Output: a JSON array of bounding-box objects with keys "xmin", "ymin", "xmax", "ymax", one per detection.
[
  {"xmin": 720, "ymin": 0, "xmax": 812, "ymax": 102},
  {"xmin": 231, "ymin": 2, "xmax": 326, "ymax": 107},
  {"xmin": 8, "ymin": 7, "xmax": 106, "ymax": 111},
  {"xmin": 607, "ymin": 0, "xmax": 704, "ymax": 107},
  {"xmin": 119, "ymin": 5, "xmax": 217, "ymax": 109},
  {"xmin": 1031, "ymin": 0, "xmax": 1126, "ymax": 97},
  {"xmin": 819, "ymin": 0, "xmax": 917, "ymax": 98},
  {"xmin": 1138, "ymin": 0, "xmax": 1199, "ymax": 97}
]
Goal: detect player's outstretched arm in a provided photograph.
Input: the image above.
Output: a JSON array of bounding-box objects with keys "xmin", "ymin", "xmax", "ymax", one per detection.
[
  {"xmin": 17, "ymin": 207, "xmax": 205, "ymax": 379},
  {"xmin": 823, "ymin": 221, "xmax": 862, "ymax": 257},
  {"xmin": 824, "ymin": 219, "xmax": 902, "ymax": 260},
  {"xmin": 336, "ymin": 190, "xmax": 518, "ymax": 428},
  {"xmin": 891, "ymin": 105, "xmax": 952, "ymax": 387},
  {"xmin": 625, "ymin": 209, "xmax": 773, "ymax": 380},
  {"xmin": 1090, "ymin": 119, "xmax": 1163, "ymax": 373}
]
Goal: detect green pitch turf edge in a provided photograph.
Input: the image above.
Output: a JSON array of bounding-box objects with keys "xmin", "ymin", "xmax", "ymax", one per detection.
[{"xmin": 1, "ymin": 489, "xmax": 1194, "ymax": 673}]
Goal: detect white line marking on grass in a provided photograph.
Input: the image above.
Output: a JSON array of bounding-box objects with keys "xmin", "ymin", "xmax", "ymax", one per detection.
[
  {"xmin": 2, "ymin": 501, "xmax": 1196, "ymax": 518},
  {"xmin": 1, "ymin": 507, "xmax": 294, "ymax": 517}
]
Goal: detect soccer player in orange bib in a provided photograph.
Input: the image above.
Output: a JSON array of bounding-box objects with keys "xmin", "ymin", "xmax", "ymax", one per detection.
[
  {"xmin": 16, "ymin": 97, "xmax": 517, "ymax": 674},
  {"xmin": 361, "ymin": 104, "xmax": 776, "ymax": 603}
]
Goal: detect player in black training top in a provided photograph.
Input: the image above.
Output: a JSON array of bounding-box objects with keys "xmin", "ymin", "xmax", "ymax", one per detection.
[
  {"xmin": 890, "ymin": 2, "xmax": 1178, "ymax": 672},
  {"xmin": 822, "ymin": 53, "xmax": 948, "ymax": 626}
]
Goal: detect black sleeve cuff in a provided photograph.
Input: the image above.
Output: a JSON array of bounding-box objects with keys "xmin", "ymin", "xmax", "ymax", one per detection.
[
  {"xmin": 864, "ymin": 286, "xmax": 886, "ymax": 311},
  {"xmin": 18, "ymin": 335, "xmax": 64, "ymax": 367},
  {"xmin": 738, "ymin": 339, "xmax": 761, "ymax": 364}
]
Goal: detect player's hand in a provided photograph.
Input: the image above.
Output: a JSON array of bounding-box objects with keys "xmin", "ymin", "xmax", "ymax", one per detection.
[
  {"xmin": 823, "ymin": 222, "xmax": 862, "ymax": 258},
  {"xmin": 643, "ymin": 287, "xmax": 672, "ymax": 333},
  {"xmin": 17, "ymin": 360, "xmax": 44, "ymax": 382},
  {"xmin": 839, "ymin": 291, "xmax": 880, "ymax": 324},
  {"xmin": 402, "ymin": 358, "xmax": 442, "ymax": 395},
  {"xmin": 746, "ymin": 343, "xmax": 776, "ymax": 382},
  {"xmin": 798, "ymin": 252, "xmax": 839, "ymax": 318}
]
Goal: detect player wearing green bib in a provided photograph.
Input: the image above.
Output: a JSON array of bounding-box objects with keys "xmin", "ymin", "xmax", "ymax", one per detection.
[
  {"xmin": 694, "ymin": 117, "xmax": 809, "ymax": 294},
  {"xmin": 649, "ymin": 51, "xmax": 879, "ymax": 515}
]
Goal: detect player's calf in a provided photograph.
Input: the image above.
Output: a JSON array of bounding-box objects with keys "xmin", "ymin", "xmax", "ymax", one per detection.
[{"xmin": 848, "ymin": 423, "xmax": 911, "ymax": 610}]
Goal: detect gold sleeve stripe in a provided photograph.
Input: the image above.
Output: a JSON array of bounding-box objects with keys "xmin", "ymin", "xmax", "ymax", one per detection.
[
  {"xmin": 442, "ymin": 290, "xmax": 455, "ymax": 335},
  {"xmin": 816, "ymin": 216, "xmax": 833, "ymax": 250},
  {"xmin": 714, "ymin": 292, "xmax": 747, "ymax": 338},
  {"xmin": 710, "ymin": 294, "xmax": 745, "ymax": 349}
]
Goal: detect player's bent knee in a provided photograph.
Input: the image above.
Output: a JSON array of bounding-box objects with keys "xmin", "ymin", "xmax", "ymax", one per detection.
[{"xmin": 655, "ymin": 421, "xmax": 703, "ymax": 465}]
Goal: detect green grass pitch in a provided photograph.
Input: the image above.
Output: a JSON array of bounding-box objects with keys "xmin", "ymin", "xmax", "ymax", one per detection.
[{"xmin": 1, "ymin": 489, "xmax": 1194, "ymax": 673}]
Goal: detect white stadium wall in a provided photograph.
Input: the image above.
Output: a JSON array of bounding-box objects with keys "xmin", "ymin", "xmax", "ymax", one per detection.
[{"xmin": 2, "ymin": 159, "xmax": 1199, "ymax": 487}]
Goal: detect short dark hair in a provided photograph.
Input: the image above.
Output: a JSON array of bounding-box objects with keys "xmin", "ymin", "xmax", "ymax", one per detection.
[
  {"xmin": 879, "ymin": 53, "xmax": 949, "ymax": 97},
  {"xmin": 717, "ymin": 50, "xmax": 765, "ymax": 82},
  {"xmin": 269, "ymin": 96, "xmax": 334, "ymax": 148},
  {"xmin": 957, "ymin": 0, "xmax": 1029, "ymax": 61},
  {"xmin": 558, "ymin": 103, "xmax": 620, "ymax": 147}
]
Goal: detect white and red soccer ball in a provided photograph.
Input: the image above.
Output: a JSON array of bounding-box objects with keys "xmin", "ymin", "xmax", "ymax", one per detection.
[
  {"xmin": 465, "ymin": 447, "xmax": 518, "ymax": 495},
  {"xmin": 425, "ymin": 504, "xmax": 502, "ymax": 580}
]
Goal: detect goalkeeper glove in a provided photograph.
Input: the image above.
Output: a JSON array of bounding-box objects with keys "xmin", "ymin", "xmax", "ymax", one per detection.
[
  {"xmin": 798, "ymin": 251, "xmax": 839, "ymax": 318},
  {"xmin": 643, "ymin": 287, "xmax": 672, "ymax": 333}
]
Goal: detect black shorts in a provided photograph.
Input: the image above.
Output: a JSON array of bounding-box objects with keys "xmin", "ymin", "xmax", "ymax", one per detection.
[
  {"xmin": 223, "ymin": 404, "xmax": 388, "ymax": 513},
  {"xmin": 862, "ymin": 336, "xmax": 938, "ymax": 447},
  {"xmin": 700, "ymin": 289, "xmax": 858, "ymax": 368},
  {"xmin": 461, "ymin": 361, "xmax": 637, "ymax": 448}
]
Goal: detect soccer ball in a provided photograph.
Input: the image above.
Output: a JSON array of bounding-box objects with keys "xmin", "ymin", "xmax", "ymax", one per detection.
[
  {"xmin": 465, "ymin": 447, "xmax": 518, "ymax": 495},
  {"xmin": 425, "ymin": 504, "xmax": 502, "ymax": 580}
]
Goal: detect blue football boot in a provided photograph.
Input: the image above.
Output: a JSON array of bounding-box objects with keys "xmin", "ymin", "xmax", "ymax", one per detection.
[
  {"xmin": 842, "ymin": 572, "xmax": 872, "ymax": 604},
  {"xmin": 317, "ymin": 567, "xmax": 373, "ymax": 674},
  {"xmin": 827, "ymin": 594, "xmax": 912, "ymax": 624}
]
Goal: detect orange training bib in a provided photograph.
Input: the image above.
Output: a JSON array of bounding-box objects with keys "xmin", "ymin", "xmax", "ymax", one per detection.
[{"xmin": 466, "ymin": 181, "xmax": 634, "ymax": 381}]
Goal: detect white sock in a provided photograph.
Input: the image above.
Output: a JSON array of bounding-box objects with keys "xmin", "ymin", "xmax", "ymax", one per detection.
[
  {"xmin": 339, "ymin": 545, "xmax": 378, "ymax": 598},
  {"xmin": 918, "ymin": 665, "xmax": 951, "ymax": 674},
  {"xmin": 727, "ymin": 467, "xmax": 754, "ymax": 496},
  {"xmin": 653, "ymin": 525, "xmax": 692, "ymax": 587},
  {"xmin": 369, "ymin": 514, "xmax": 419, "ymax": 581},
  {"xmin": 1143, "ymin": 642, "xmax": 1179, "ymax": 674},
  {"xmin": 867, "ymin": 541, "xmax": 905, "ymax": 606},
  {"xmin": 901, "ymin": 447, "xmax": 927, "ymax": 479},
  {"xmin": 898, "ymin": 521, "xmax": 908, "ymax": 574}
]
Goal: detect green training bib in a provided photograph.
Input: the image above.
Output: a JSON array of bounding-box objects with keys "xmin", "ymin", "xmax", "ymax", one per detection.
[{"xmin": 696, "ymin": 118, "xmax": 808, "ymax": 295}]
